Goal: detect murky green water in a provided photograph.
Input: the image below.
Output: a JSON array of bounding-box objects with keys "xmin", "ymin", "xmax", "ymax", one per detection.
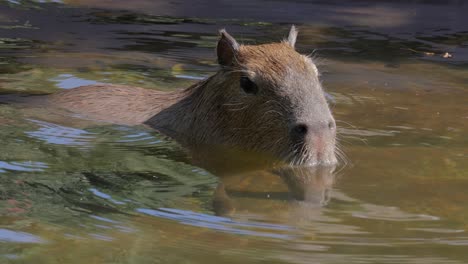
[{"xmin": 0, "ymin": 1, "xmax": 467, "ymax": 263}]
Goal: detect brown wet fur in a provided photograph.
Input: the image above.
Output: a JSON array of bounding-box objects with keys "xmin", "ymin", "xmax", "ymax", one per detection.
[
  {"xmin": 50, "ymin": 84, "xmax": 183, "ymax": 125},
  {"xmin": 237, "ymin": 43, "xmax": 311, "ymax": 85}
]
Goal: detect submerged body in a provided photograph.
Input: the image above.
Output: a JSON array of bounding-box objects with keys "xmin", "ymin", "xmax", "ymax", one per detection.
[{"xmin": 49, "ymin": 27, "xmax": 337, "ymax": 166}]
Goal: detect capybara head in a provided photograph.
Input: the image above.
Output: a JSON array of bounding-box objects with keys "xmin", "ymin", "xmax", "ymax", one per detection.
[{"xmin": 190, "ymin": 26, "xmax": 337, "ymax": 166}]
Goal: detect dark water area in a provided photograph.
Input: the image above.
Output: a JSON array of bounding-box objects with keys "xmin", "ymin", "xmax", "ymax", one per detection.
[{"xmin": 0, "ymin": 0, "xmax": 467, "ymax": 263}]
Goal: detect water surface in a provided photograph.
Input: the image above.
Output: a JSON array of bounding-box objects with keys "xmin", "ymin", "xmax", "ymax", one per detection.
[{"xmin": 0, "ymin": 1, "xmax": 467, "ymax": 263}]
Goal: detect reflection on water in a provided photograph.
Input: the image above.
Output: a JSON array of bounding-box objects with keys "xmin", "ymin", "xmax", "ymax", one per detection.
[
  {"xmin": 0, "ymin": 161, "xmax": 48, "ymax": 173},
  {"xmin": 0, "ymin": 0, "xmax": 467, "ymax": 263},
  {"xmin": 137, "ymin": 207, "xmax": 294, "ymax": 239},
  {"xmin": 0, "ymin": 229, "xmax": 46, "ymax": 244},
  {"xmin": 50, "ymin": 74, "xmax": 100, "ymax": 89},
  {"xmin": 26, "ymin": 119, "xmax": 96, "ymax": 147}
]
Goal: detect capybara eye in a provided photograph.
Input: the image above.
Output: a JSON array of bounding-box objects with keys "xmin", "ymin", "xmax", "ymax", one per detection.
[{"xmin": 240, "ymin": 76, "xmax": 258, "ymax": 95}]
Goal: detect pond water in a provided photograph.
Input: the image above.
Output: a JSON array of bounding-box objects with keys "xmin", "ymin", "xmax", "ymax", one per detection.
[{"xmin": 0, "ymin": 0, "xmax": 467, "ymax": 263}]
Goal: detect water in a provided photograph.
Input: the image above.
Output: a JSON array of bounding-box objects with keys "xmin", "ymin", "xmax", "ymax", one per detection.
[{"xmin": 0, "ymin": 0, "xmax": 467, "ymax": 263}]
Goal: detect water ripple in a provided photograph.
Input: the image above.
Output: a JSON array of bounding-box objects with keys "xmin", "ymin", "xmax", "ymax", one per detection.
[
  {"xmin": 352, "ymin": 204, "xmax": 440, "ymax": 222},
  {"xmin": 137, "ymin": 207, "xmax": 295, "ymax": 239},
  {"xmin": 0, "ymin": 160, "xmax": 48, "ymax": 173},
  {"xmin": 0, "ymin": 229, "xmax": 46, "ymax": 244},
  {"xmin": 50, "ymin": 74, "xmax": 100, "ymax": 89},
  {"xmin": 26, "ymin": 119, "xmax": 96, "ymax": 148},
  {"xmin": 89, "ymin": 188, "xmax": 126, "ymax": 205}
]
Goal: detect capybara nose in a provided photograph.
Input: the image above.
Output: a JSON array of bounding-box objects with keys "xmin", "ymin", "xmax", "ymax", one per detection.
[
  {"xmin": 291, "ymin": 119, "xmax": 335, "ymax": 141},
  {"xmin": 291, "ymin": 123, "xmax": 309, "ymax": 141}
]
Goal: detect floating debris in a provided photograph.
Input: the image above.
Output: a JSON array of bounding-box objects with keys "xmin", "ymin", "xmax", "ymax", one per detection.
[
  {"xmin": 403, "ymin": 48, "xmax": 453, "ymax": 59},
  {"xmin": 442, "ymin": 52, "xmax": 453, "ymax": 58}
]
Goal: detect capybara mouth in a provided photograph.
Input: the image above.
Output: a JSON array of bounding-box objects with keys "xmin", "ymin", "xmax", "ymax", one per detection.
[
  {"xmin": 284, "ymin": 146, "xmax": 338, "ymax": 167},
  {"xmin": 286, "ymin": 155, "xmax": 338, "ymax": 167}
]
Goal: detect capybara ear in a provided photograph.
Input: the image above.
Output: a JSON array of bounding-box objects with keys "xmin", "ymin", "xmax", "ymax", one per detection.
[
  {"xmin": 286, "ymin": 25, "xmax": 298, "ymax": 48},
  {"xmin": 217, "ymin": 29, "xmax": 239, "ymax": 66}
]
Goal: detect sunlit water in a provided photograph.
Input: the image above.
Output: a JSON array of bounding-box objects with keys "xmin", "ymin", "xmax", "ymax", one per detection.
[{"xmin": 0, "ymin": 1, "xmax": 467, "ymax": 263}]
